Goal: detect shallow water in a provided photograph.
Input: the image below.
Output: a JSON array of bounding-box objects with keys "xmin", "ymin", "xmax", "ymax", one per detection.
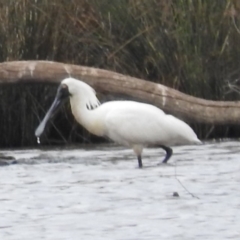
[{"xmin": 0, "ymin": 141, "xmax": 240, "ymax": 240}]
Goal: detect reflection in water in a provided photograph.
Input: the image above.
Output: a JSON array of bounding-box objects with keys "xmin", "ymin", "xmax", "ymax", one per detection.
[{"xmin": 0, "ymin": 141, "xmax": 240, "ymax": 240}]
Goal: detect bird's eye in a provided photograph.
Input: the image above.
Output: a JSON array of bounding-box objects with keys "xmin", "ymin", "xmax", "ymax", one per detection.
[{"xmin": 62, "ymin": 84, "xmax": 68, "ymax": 89}]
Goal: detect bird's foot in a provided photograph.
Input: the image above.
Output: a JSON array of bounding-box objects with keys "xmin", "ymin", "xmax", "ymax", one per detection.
[
  {"xmin": 157, "ymin": 162, "xmax": 174, "ymax": 167},
  {"xmin": 136, "ymin": 163, "xmax": 172, "ymax": 169}
]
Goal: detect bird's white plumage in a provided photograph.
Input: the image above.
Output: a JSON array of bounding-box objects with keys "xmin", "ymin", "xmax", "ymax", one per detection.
[
  {"xmin": 104, "ymin": 102, "xmax": 199, "ymax": 146},
  {"xmin": 62, "ymin": 78, "xmax": 200, "ymax": 147},
  {"xmin": 56, "ymin": 77, "xmax": 201, "ymax": 165}
]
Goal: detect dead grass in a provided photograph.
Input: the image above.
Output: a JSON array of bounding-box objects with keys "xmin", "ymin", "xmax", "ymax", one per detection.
[{"xmin": 1, "ymin": 0, "xmax": 240, "ymax": 146}]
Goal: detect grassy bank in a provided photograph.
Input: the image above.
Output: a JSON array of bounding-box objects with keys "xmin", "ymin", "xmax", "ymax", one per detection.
[{"xmin": 0, "ymin": 0, "xmax": 240, "ymax": 147}]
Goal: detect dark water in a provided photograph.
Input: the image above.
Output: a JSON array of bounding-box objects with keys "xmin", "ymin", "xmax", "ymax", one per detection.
[{"xmin": 0, "ymin": 141, "xmax": 240, "ymax": 240}]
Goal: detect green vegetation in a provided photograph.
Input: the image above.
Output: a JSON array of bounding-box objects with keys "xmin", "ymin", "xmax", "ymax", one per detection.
[{"xmin": 0, "ymin": 0, "xmax": 240, "ymax": 147}]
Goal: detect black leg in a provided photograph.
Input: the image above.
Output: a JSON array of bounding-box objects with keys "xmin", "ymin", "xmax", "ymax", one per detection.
[
  {"xmin": 159, "ymin": 145, "xmax": 173, "ymax": 163},
  {"xmin": 137, "ymin": 155, "xmax": 143, "ymax": 168}
]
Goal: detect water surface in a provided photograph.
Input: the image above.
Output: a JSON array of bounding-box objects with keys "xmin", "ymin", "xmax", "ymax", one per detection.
[{"xmin": 0, "ymin": 141, "xmax": 239, "ymax": 240}]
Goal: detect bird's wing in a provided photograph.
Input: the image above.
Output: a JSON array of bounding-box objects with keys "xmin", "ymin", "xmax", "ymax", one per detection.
[
  {"xmin": 104, "ymin": 104, "xmax": 199, "ymax": 146},
  {"xmin": 104, "ymin": 107, "xmax": 173, "ymax": 146}
]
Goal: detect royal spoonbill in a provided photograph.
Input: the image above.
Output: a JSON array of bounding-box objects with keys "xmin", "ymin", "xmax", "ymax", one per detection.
[{"xmin": 35, "ymin": 77, "xmax": 201, "ymax": 168}]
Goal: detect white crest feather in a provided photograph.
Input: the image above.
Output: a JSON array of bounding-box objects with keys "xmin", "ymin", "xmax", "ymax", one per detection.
[{"xmin": 62, "ymin": 77, "xmax": 100, "ymax": 109}]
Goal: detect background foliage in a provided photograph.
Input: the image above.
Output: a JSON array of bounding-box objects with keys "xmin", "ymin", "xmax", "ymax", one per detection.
[{"xmin": 1, "ymin": 0, "xmax": 240, "ymax": 147}]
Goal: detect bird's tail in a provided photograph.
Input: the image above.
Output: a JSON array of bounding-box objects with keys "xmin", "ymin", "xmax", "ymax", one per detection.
[{"xmin": 194, "ymin": 138, "xmax": 202, "ymax": 145}]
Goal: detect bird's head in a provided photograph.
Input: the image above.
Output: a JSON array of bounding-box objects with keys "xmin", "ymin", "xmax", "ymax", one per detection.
[{"xmin": 35, "ymin": 78, "xmax": 99, "ymax": 140}]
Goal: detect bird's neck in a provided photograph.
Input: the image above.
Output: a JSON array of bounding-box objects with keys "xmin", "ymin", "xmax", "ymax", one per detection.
[{"xmin": 69, "ymin": 96, "xmax": 104, "ymax": 136}]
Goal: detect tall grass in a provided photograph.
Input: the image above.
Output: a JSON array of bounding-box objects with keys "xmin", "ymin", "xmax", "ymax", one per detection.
[{"xmin": 0, "ymin": 0, "xmax": 240, "ymax": 147}]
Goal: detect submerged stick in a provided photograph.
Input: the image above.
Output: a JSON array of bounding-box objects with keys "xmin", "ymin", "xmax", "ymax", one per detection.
[{"xmin": 174, "ymin": 160, "xmax": 200, "ymax": 199}]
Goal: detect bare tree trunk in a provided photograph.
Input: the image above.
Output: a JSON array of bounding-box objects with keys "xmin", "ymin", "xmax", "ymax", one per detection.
[{"xmin": 0, "ymin": 60, "xmax": 239, "ymax": 124}]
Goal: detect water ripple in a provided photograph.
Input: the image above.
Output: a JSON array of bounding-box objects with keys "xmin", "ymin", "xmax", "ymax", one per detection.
[{"xmin": 0, "ymin": 141, "xmax": 240, "ymax": 239}]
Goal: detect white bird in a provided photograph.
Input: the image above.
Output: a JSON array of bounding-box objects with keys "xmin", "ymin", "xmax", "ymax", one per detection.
[{"xmin": 35, "ymin": 77, "xmax": 201, "ymax": 168}]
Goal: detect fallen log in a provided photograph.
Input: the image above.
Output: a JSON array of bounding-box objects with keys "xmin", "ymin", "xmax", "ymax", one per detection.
[{"xmin": 0, "ymin": 60, "xmax": 239, "ymax": 125}]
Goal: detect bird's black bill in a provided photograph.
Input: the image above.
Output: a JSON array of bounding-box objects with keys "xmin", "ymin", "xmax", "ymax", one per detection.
[{"xmin": 35, "ymin": 84, "xmax": 70, "ymax": 138}]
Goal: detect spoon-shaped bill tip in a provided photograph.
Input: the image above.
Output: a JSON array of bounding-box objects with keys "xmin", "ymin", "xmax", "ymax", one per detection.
[{"xmin": 35, "ymin": 119, "xmax": 47, "ymax": 138}]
